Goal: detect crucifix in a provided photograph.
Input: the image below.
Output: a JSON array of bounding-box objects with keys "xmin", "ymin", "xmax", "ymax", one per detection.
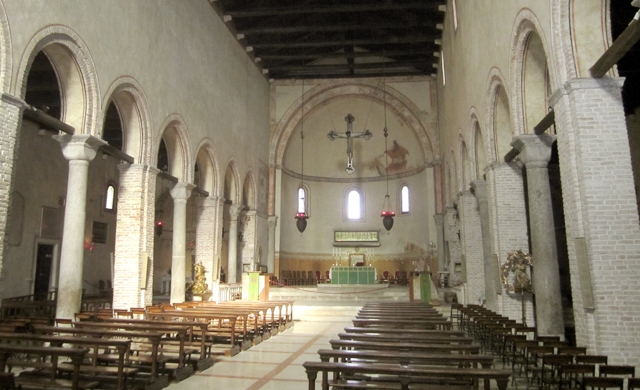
[{"xmin": 327, "ymin": 114, "xmax": 373, "ymax": 174}]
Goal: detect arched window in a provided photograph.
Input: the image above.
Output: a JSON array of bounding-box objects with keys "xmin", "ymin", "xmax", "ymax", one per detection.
[
  {"xmin": 105, "ymin": 183, "xmax": 117, "ymax": 212},
  {"xmin": 452, "ymin": 0, "xmax": 458, "ymax": 31},
  {"xmin": 345, "ymin": 188, "xmax": 364, "ymax": 221},
  {"xmin": 297, "ymin": 186, "xmax": 308, "ymax": 215},
  {"xmin": 400, "ymin": 185, "xmax": 410, "ymax": 214}
]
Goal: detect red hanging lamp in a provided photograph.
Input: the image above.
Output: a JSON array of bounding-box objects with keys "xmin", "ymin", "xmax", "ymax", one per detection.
[
  {"xmin": 295, "ymin": 79, "xmax": 309, "ymax": 233},
  {"xmin": 380, "ymin": 61, "xmax": 395, "ymax": 231}
]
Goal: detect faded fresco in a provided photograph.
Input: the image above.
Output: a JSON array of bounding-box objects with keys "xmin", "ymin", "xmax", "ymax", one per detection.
[{"xmin": 369, "ymin": 139, "xmax": 412, "ymax": 176}]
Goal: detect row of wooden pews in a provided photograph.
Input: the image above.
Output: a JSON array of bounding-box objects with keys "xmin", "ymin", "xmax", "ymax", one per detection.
[
  {"xmin": 303, "ymin": 302, "xmax": 511, "ymax": 390},
  {"xmin": 0, "ymin": 299, "xmax": 294, "ymax": 390},
  {"xmin": 455, "ymin": 303, "xmax": 640, "ymax": 390}
]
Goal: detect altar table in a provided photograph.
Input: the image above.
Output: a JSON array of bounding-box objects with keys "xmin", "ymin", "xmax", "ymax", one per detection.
[{"xmin": 330, "ymin": 266, "xmax": 376, "ymax": 284}]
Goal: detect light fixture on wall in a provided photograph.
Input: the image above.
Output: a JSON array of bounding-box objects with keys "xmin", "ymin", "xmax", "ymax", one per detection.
[
  {"xmin": 380, "ymin": 59, "xmax": 395, "ymax": 231},
  {"xmin": 295, "ymin": 79, "xmax": 309, "ymax": 233}
]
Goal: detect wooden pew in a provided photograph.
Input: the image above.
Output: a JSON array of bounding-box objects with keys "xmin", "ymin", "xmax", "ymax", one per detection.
[
  {"xmin": 70, "ymin": 321, "xmax": 194, "ymax": 381},
  {"xmin": 336, "ymin": 332, "xmax": 475, "ymax": 345},
  {"xmin": 329, "ymin": 339, "xmax": 481, "ymax": 355},
  {"xmin": 32, "ymin": 324, "xmax": 168, "ymax": 388},
  {"xmin": 0, "ymin": 332, "xmax": 134, "ymax": 390},
  {"xmin": 303, "ymin": 361, "xmax": 511, "ymax": 390},
  {"xmin": 317, "ymin": 349, "xmax": 495, "ymax": 368},
  {"xmin": 0, "ymin": 344, "xmax": 96, "ymax": 390},
  {"xmin": 344, "ymin": 327, "xmax": 465, "ymax": 337},
  {"xmin": 352, "ymin": 318, "xmax": 452, "ymax": 330}
]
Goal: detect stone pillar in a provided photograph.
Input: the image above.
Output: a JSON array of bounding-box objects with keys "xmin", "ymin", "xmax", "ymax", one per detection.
[
  {"xmin": 267, "ymin": 216, "xmax": 277, "ymax": 273},
  {"xmin": 0, "ymin": 94, "xmax": 23, "ymax": 303},
  {"xmin": 433, "ymin": 214, "xmax": 445, "ymax": 274},
  {"xmin": 54, "ymin": 134, "xmax": 105, "ymax": 320},
  {"xmin": 484, "ymin": 162, "xmax": 530, "ymax": 317},
  {"xmin": 443, "ymin": 207, "xmax": 461, "ymax": 287},
  {"xmin": 471, "ymin": 179, "xmax": 497, "ymax": 308},
  {"xmin": 195, "ymin": 196, "xmax": 218, "ymax": 289},
  {"xmin": 550, "ymin": 78, "xmax": 640, "ymax": 364},
  {"xmin": 241, "ymin": 210, "xmax": 257, "ymax": 270},
  {"xmin": 512, "ymin": 135, "xmax": 564, "ymax": 337},
  {"xmin": 459, "ymin": 189, "xmax": 485, "ymax": 305},
  {"xmin": 113, "ymin": 164, "xmax": 157, "ymax": 309},
  {"xmin": 227, "ymin": 203, "xmax": 242, "ymax": 283},
  {"xmin": 169, "ymin": 183, "xmax": 195, "ymax": 304}
]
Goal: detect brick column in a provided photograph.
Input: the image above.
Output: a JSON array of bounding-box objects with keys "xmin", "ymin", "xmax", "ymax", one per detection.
[
  {"xmin": 241, "ymin": 210, "xmax": 257, "ymax": 271},
  {"xmin": 0, "ymin": 94, "xmax": 22, "ymax": 302},
  {"xmin": 54, "ymin": 134, "xmax": 105, "ymax": 320},
  {"xmin": 512, "ymin": 134, "xmax": 564, "ymax": 337},
  {"xmin": 195, "ymin": 196, "xmax": 218, "ymax": 289},
  {"xmin": 485, "ymin": 162, "xmax": 530, "ymax": 318},
  {"xmin": 459, "ymin": 189, "xmax": 485, "ymax": 305},
  {"xmin": 550, "ymin": 78, "xmax": 640, "ymax": 364},
  {"xmin": 169, "ymin": 183, "xmax": 195, "ymax": 304},
  {"xmin": 227, "ymin": 203, "xmax": 242, "ymax": 283},
  {"xmin": 470, "ymin": 179, "xmax": 496, "ymax": 308},
  {"xmin": 267, "ymin": 216, "xmax": 277, "ymax": 273},
  {"xmin": 113, "ymin": 164, "xmax": 157, "ymax": 309}
]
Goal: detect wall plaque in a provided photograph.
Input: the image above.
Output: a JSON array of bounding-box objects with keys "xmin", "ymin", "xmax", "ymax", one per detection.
[{"xmin": 334, "ymin": 230, "xmax": 379, "ymax": 242}]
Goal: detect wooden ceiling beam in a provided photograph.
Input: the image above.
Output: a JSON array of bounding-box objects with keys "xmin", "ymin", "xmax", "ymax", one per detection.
[
  {"xmin": 265, "ymin": 59, "xmax": 436, "ymax": 72},
  {"xmin": 225, "ymin": 2, "xmax": 443, "ymax": 18},
  {"xmin": 250, "ymin": 35, "xmax": 438, "ymax": 49},
  {"xmin": 257, "ymin": 49, "xmax": 438, "ymax": 61},
  {"xmin": 239, "ymin": 21, "xmax": 438, "ymax": 36}
]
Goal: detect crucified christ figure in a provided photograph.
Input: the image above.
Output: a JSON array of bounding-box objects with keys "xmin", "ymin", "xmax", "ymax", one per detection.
[{"xmin": 327, "ymin": 114, "xmax": 373, "ymax": 174}]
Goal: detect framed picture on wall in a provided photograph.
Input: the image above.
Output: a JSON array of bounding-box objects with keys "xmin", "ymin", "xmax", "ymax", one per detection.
[{"xmin": 349, "ymin": 253, "xmax": 365, "ymax": 266}]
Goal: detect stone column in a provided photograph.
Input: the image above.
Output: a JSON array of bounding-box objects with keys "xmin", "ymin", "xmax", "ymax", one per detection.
[
  {"xmin": 227, "ymin": 204, "xmax": 242, "ymax": 283},
  {"xmin": 443, "ymin": 207, "xmax": 461, "ymax": 287},
  {"xmin": 433, "ymin": 214, "xmax": 445, "ymax": 274},
  {"xmin": 471, "ymin": 179, "xmax": 497, "ymax": 309},
  {"xmin": 459, "ymin": 189, "xmax": 485, "ymax": 305},
  {"xmin": 113, "ymin": 164, "xmax": 157, "ymax": 309},
  {"xmin": 511, "ymin": 134, "xmax": 564, "ymax": 338},
  {"xmin": 169, "ymin": 183, "xmax": 195, "ymax": 304},
  {"xmin": 195, "ymin": 196, "xmax": 218, "ymax": 288},
  {"xmin": 54, "ymin": 134, "xmax": 105, "ymax": 320},
  {"xmin": 267, "ymin": 216, "xmax": 277, "ymax": 273},
  {"xmin": 241, "ymin": 210, "xmax": 257, "ymax": 270}
]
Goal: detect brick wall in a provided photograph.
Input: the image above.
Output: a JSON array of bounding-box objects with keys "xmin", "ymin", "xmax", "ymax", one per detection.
[{"xmin": 459, "ymin": 192, "xmax": 485, "ymax": 305}]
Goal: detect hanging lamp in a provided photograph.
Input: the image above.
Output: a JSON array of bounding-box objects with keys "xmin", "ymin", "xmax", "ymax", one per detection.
[
  {"xmin": 380, "ymin": 59, "xmax": 395, "ymax": 231},
  {"xmin": 295, "ymin": 79, "xmax": 309, "ymax": 233}
]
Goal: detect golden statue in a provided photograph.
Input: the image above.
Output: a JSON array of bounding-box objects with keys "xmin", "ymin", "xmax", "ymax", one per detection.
[
  {"xmin": 190, "ymin": 262, "xmax": 210, "ymax": 294},
  {"xmin": 500, "ymin": 250, "xmax": 533, "ymax": 293}
]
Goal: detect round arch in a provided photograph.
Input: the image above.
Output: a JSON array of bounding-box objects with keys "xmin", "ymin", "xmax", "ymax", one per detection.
[
  {"xmin": 242, "ymin": 170, "xmax": 257, "ymax": 210},
  {"xmin": 270, "ymin": 80, "xmax": 438, "ymax": 167},
  {"xmin": 101, "ymin": 77, "xmax": 153, "ymax": 165},
  {"xmin": 194, "ymin": 139, "xmax": 220, "ymax": 197},
  {"xmin": 485, "ymin": 68, "xmax": 512, "ymax": 163},
  {"xmin": 223, "ymin": 159, "xmax": 241, "ymax": 205},
  {"xmin": 156, "ymin": 114, "xmax": 193, "ymax": 183},
  {"xmin": 16, "ymin": 25, "xmax": 100, "ymax": 136}
]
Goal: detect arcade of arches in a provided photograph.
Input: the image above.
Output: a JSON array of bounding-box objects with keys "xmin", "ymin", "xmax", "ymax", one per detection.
[{"xmin": 0, "ymin": 0, "xmax": 639, "ymax": 368}]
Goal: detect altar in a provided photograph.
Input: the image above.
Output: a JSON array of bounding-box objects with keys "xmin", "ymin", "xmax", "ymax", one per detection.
[{"xmin": 330, "ymin": 266, "xmax": 376, "ymax": 284}]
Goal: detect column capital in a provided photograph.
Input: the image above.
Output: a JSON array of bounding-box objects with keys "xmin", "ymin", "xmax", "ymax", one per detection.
[
  {"xmin": 511, "ymin": 134, "xmax": 556, "ymax": 168},
  {"xmin": 170, "ymin": 182, "xmax": 195, "ymax": 200},
  {"xmin": 54, "ymin": 134, "xmax": 106, "ymax": 162},
  {"xmin": 229, "ymin": 203, "xmax": 243, "ymax": 220},
  {"xmin": 470, "ymin": 179, "xmax": 488, "ymax": 201},
  {"xmin": 549, "ymin": 77, "xmax": 625, "ymax": 106}
]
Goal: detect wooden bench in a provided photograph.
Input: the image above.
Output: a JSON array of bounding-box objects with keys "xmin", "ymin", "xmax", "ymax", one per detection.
[
  {"xmin": 317, "ymin": 349, "xmax": 495, "ymax": 368},
  {"xmin": 0, "ymin": 344, "xmax": 97, "ymax": 390},
  {"xmin": 0, "ymin": 331, "xmax": 135, "ymax": 390},
  {"xmin": 344, "ymin": 327, "xmax": 465, "ymax": 337},
  {"xmin": 352, "ymin": 318, "xmax": 452, "ymax": 330},
  {"xmin": 329, "ymin": 339, "xmax": 481, "ymax": 355},
  {"xmin": 302, "ymin": 361, "xmax": 511, "ymax": 390},
  {"xmin": 337, "ymin": 332, "xmax": 475, "ymax": 345}
]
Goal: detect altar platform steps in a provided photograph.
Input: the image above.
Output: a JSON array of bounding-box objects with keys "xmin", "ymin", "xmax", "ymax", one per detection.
[{"xmin": 268, "ymin": 284, "xmax": 410, "ymax": 306}]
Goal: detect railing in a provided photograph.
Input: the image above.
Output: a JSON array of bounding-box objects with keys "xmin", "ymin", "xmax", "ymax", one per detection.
[
  {"xmin": 214, "ymin": 282, "xmax": 242, "ymax": 303},
  {"xmin": 1, "ymin": 290, "xmax": 57, "ymax": 320}
]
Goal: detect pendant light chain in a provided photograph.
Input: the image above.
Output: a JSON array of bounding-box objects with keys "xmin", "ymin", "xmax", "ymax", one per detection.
[{"xmin": 301, "ymin": 79, "xmax": 305, "ymax": 187}]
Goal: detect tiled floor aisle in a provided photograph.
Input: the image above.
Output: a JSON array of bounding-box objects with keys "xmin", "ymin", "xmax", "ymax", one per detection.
[{"xmin": 165, "ymin": 313, "xmax": 348, "ymax": 390}]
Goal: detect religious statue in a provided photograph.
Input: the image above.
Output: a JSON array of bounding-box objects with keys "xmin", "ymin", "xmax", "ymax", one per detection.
[
  {"xmin": 500, "ymin": 250, "xmax": 533, "ymax": 293},
  {"xmin": 327, "ymin": 114, "xmax": 372, "ymax": 174},
  {"xmin": 189, "ymin": 262, "xmax": 211, "ymax": 295}
]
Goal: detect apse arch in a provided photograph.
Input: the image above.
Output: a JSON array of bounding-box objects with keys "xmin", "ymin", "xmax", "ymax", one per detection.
[
  {"xmin": 155, "ymin": 115, "xmax": 193, "ymax": 183},
  {"xmin": 193, "ymin": 139, "xmax": 220, "ymax": 197},
  {"xmin": 16, "ymin": 25, "xmax": 100, "ymax": 136},
  {"xmin": 510, "ymin": 10, "xmax": 554, "ymax": 136},
  {"xmin": 102, "ymin": 77, "xmax": 153, "ymax": 164},
  {"xmin": 270, "ymin": 80, "xmax": 438, "ymax": 168}
]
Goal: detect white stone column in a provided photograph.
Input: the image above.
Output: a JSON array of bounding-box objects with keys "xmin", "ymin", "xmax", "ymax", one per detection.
[
  {"xmin": 267, "ymin": 216, "xmax": 277, "ymax": 273},
  {"xmin": 512, "ymin": 134, "xmax": 564, "ymax": 338},
  {"xmin": 471, "ymin": 179, "xmax": 497, "ymax": 309},
  {"xmin": 54, "ymin": 134, "xmax": 105, "ymax": 320},
  {"xmin": 227, "ymin": 204, "xmax": 242, "ymax": 283},
  {"xmin": 113, "ymin": 164, "xmax": 157, "ymax": 309},
  {"xmin": 459, "ymin": 189, "xmax": 485, "ymax": 305},
  {"xmin": 169, "ymin": 183, "xmax": 195, "ymax": 304},
  {"xmin": 241, "ymin": 210, "xmax": 257, "ymax": 269},
  {"xmin": 195, "ymin": 196, "xmax": 218, "ymax": 288},
  {"xmin": 551, "ymin": 78, "xmax": 640, "ymax": 364}
]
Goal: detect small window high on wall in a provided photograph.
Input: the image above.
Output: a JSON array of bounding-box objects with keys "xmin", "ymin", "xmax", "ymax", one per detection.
[
  {"xmin": 400, "ymin": 185, "xmax": 410, "ymax": 214},
  {"xmin": 346, "ymin": 188, "xmax": 364, "ymax": 221},
  {"xmin": 105, "ymin": 183, "xmax": 117, "ymax": 212},
  {"xmin": 297, "ymin": 187, "xmax": 308, "ymax": 215}
]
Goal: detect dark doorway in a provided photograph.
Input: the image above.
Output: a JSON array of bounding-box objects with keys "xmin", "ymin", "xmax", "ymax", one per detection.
[{"xmin": 34, "ymin": 243, "xmax": 54, "ymax": 301}]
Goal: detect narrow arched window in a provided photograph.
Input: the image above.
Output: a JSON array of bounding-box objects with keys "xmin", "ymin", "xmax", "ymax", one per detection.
[
  {"xmin": 105, "ymin": 184, "xmax": 116, "ymax": 212},
  {"xmin": 347, "ymin": 190, "xmax": 362, "ymax": 220},
  {"xmin": 401, "ymin": 185, "xmax": 410, "ymax": 214},
  {"xmin": 297, "ymin": 187, "xmax": 306, "ymax": 214}
]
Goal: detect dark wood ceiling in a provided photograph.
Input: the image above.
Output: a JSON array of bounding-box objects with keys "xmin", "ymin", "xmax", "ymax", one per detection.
[{"xmin": 210, "ymin": 0, "xmax": 446, "ymax": 80}]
